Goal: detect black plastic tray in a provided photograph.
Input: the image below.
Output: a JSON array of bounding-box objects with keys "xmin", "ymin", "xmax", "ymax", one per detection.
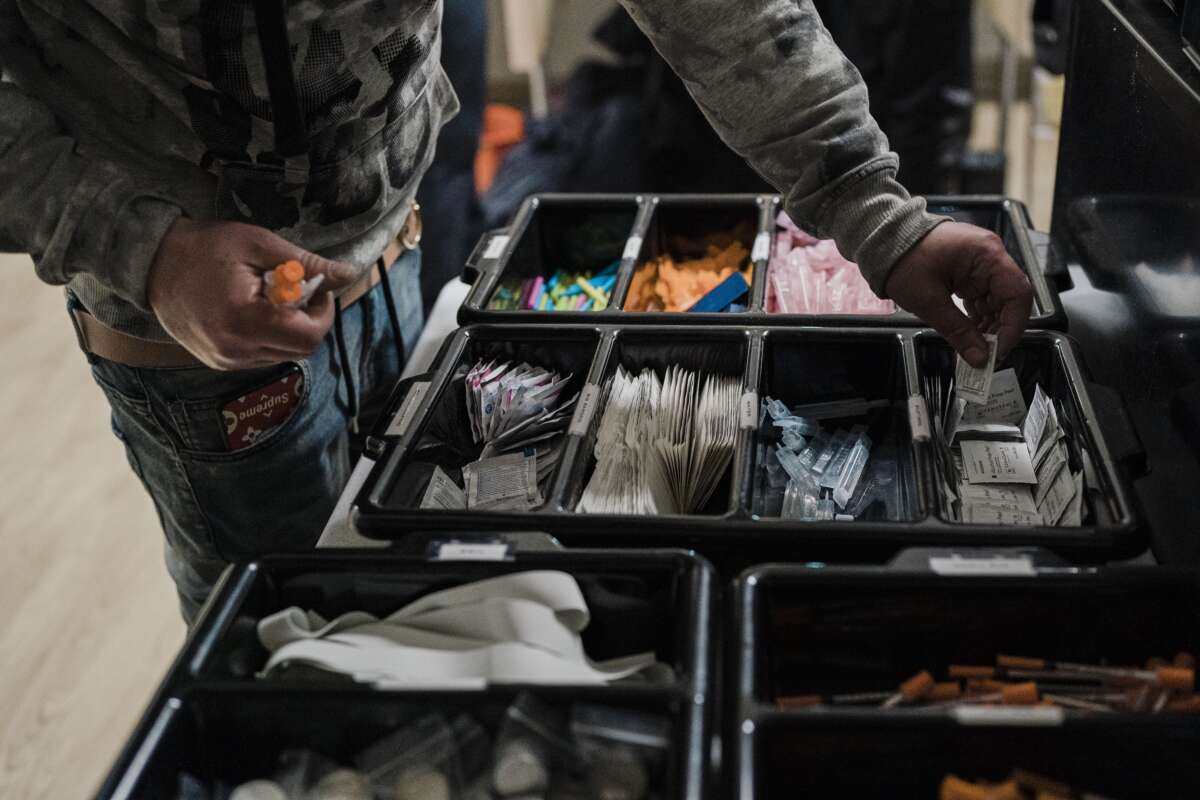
[
  {"xmin": 99, "ymin": 687, "xmax": 702, "ymax": 800},
  {"xmin": 730, "ymin": 555, "xmax": 1200, "ymax": 798},
  {"xmin": 94, "ymin": 549, "xmax": 715, "ymax": 800},
  {"xmin": 458, "ymin": 194, "xmax": 1066, "ymax": 330},
  {"xmin": 353, "ymin": 324, "xmax": 1141, "ymax": 565},
  {"xmin": 744, "ymin": 712, "xmax": 1200, "ymax": 798}
]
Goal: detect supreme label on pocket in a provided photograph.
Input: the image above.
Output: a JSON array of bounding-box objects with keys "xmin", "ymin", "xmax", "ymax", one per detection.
[{"xmin": 222, "ymin": 368, "xmax": 304, "ymax": 451}]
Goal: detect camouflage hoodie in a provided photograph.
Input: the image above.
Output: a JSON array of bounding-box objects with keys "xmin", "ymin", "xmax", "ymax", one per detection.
[{"xmin": 0, "ymin": 0, "xmax": 943, "ymax": 342}]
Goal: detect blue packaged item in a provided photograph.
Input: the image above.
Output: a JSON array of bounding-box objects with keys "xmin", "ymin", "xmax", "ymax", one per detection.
[{"xmin": 685, "ymin": 272, "xmax": 749, "ymax": 313}]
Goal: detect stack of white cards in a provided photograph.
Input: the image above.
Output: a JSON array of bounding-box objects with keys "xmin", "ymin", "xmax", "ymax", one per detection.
[
  {"xmin": 577, "ymin": 365, "xmax": 739, "ymax": 515},
  {"xmin": 932, "ymin": 349, "xmax": 1085, "ymax": 526}
]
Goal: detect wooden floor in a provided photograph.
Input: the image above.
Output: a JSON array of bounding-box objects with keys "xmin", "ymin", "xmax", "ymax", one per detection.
[
  {"xmin": 0, "ymin": 255, "xmax": 183, "ymax": 800},
  {"xmin": 0, "ymin": 98, "xmax": 1059, "ymax": 799}
]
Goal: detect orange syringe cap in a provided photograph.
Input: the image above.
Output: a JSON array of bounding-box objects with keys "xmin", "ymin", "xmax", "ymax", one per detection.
[
  {"xmin": 900, "ymin": 670, "xmax": 936, "ymax": 701},
  {"xmin": 269, "ymin": 281, "xmax": 303, "ymax": 305},
  {"xmin": 1156, "ymin": 666, "xmax": 1194, "ymax": 691},
  {"xmin": 275, "ymin": 259, "xmax": 305, "ymax": 283},
  {"xmin": 949, "ymin": 665, "xmax": 995, "ymax": 679},
  {"xmin": 928, "ymin": 681, "xmax": 963, "ymax": 701},
  {"xmin": 777, "ymin": 694, "xmax": 821, "ymax": 709},
  {"xmin": 997, "ymin": 655, "xmax": 1044, "ymax": 670},
  {"xmin": 1001, "ymin": 682, "xmax": 1039, "ymax": 705},
  {"xmin": 939, "ymin": 775, "xmax": 988, "ymax": 800}
]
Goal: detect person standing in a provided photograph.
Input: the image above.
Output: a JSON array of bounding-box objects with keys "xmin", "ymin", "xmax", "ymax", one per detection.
[{"xmin": 0, "ymin": 0, "xmax": 1031, "ymax": 621}]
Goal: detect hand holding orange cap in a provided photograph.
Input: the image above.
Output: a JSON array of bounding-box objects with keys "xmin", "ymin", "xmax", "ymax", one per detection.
[{"xmin": 265, "ymin": 259, "xmax": 324, "ymax": 307}]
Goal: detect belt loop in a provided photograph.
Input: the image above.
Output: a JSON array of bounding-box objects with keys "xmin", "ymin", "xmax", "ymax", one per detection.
[{"xmin": 65, "ymin": 291, "xmax": 100, "ymax": 366}]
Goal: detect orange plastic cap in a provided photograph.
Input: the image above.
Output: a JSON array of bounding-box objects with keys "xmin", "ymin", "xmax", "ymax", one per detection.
[
  {"xmin": 984, "ymin": 780, "xmax": 1022, "ymax": 800},
  {"xmin": 997, "ymin": 655, "xmax": 1044, "ymax": 670},
  {"xmin": 950, "ymin": 665, "xmax": 996, "ymax": 679},
  {"xmin": 900, "ymin": 670, "xmax": 936, "ymax": 700},
  {"xmin": 776, "ymin": 694, "xmax": 821, "ymax": 709},
  {"xmin": 939, "ymin": 775, "xmax": 989, "ymax": 800},
  {"xmin": 1156, "ymin": 666, "xmax": 1195, "ymax": 691},
  {"xmin": 966, "ymin": 679, "xmax": 1008, "ymax": 695},
  {"xmin": 275, "ymin": 260, "xmax": 304, "ymax": 284},
  {"xmin": 1166, "ymin": 695, "xmax": 1200, "ymax": 713},
  {"xmin": 1001, "ymin": 682, "xmax": 1039, "ymax": 705},
  {"xmin": 269, "ymin": 282, "xmax": 303, "ymax": 305},
  {"xmin": 928, "ymin": 681, "xmax": 963, "ymax": 701}
]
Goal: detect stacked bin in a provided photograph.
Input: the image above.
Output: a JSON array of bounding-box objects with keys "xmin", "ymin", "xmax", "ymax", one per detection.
[
  {"xmin": 731, "ymin": 558, "xmax": 1200, "ymax": 797},
  {"xmin": 99, "ymin": 194, "xmax": 1168, "ymax": 799},
  {"xmin": 458, "ymin": 194, "xmax": 1066, "ymax": 329},
  {"xmin": 96, "ymin": 550, "xmax": 715, "ymax": 799},
  {"xmin": 353, "ymin": 325, "xmax": 1139, "ymax": 565}
]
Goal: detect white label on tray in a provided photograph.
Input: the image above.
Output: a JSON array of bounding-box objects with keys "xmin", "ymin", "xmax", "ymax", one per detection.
[
  {"xmin": 622, "ymin": 235, "xmax": 643, "ymax": 261},
  {"xmin": 908, "ymin": 395, "xmax": 931, "ymax": 442},
  {"xmin": 952, "ymin": 707, "xmax": 1064, "ymax": 727},
  {"xmin": 483, "ymin": 234, "xmax": 511, "ymax": 260},
  {"xmin": 929, "ymin": 554, "xmax": 1036, "ymax": 577},
  {"xmin": 435, "ymin": 542, "xmax": 511, "ymax": 561},
  {"xmin": 568, "ymin": 383, "xmax": 601, "ymax": 436},
  {"xmin": 751, "ymin": 232, "xmax": 770, "ymax": 262},
  {"xmin": 385, "ymin": 381, "xmax": 430, "ymax": 436},
  {"xmin": 739, "ymin": 391, "xmax": 759, "ymax": 429}
]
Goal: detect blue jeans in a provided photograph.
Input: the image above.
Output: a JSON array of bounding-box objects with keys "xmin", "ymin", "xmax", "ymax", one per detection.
[{"xmin": 77, "ymin": 249, "xmax": 423, "ymax": 622}]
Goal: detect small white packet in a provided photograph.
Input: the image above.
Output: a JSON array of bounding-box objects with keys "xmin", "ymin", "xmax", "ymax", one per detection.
[
  {"xmin": 955, "ymin": 333, "xmax": 999, "ymax": 404},
  {"xmin": 419, "ymin": 466, "xmax": 466, "ymax": 510},
  {"xmin": 960, "ymin": 439, "xmax": 1038, "ymax": 484},
  {"xmin": 464, "ymin": 452, "xmax": 541, "ymax": 510},
  {"xmin": 960, "ymin": 368, "xmax": 1027, "ymax": 425},
  {"xmin": 1022, "ymin": 384, "xmax": 1055, "ymax": 456}
]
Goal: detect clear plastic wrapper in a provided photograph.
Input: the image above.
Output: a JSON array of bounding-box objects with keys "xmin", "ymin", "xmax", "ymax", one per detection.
[
  {"xmin": 766, "ymin": 212, "xmax": 896, "ymax": 315},
  {"xmin": 355, "ymin": 713, "xmax": 490, "ymax": 800},
  {"xmin": 754, "ymin": 398, "xmax": 886, "ymax": 520},
  {"xmin": 569, "ymin": 705, "xmax": 670, "ymax": 800},
  {"xmin": 493, "ymin": 694, "xmax": 584, "ymax": 797}
]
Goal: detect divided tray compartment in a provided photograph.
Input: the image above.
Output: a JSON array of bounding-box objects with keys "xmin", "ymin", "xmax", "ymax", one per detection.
[
  {"xmin": 746, "ymin": 328, "xmax": 924, "ymax": 526},
  {"xmin": 620, "ymin": 195, "xmax": 769, "ymax": 319},
  {"xmin": 375, "ymin": 326, "xmax": 600, "ymax": 514},
  {"xmin": 97, "ymin": 687, "xmax": 705, "ymax": 800},
  {"xmin": 913, "ymin": 329, "xmax": 1141, "ymax": 555},
  {"xmin": 181, "ymin": 550, "xmax": 714, "ymax": 689},
  {"xmin": 95, "ymin": 549, "xmax": 715, "ymax": 800},
  {"xmin": 556, "ymin": 326, "xmax": 756, "ymax": 522},
  {"xmin": 731, "ymin": 559, "xmax": 1200, "ymax": 799},
  {"xmin": 464, "ymin": 194, "xmax": 643, "ymax": 319},
  {"xmin": 356, "ymin": 326, "xmax": 1140, "ymax": 566},
  {"xmin": 745, "ymin": 714, "xmax": 1200, "ymax": 799},
  {"xmin": 459, "ymin": 194, "xmax": 1065, "ymax": 329}
]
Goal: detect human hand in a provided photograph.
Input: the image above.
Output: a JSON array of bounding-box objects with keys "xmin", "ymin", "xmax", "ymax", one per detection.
[
  {"xmin": 148, "ymin": 219, "xmax": 357, "ymax": 370},
  {"xmin": 886, "ymin": 221, "xmax": 1034, "ymax": 367}
]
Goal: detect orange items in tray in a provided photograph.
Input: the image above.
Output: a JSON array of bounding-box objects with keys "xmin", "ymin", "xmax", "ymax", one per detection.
[
  {"xmin": 775, "ymin": 651, "xmax": 1198, "ymax": 713},
  {"xmin": 625, "ymin": 223, "xmax": 755, "ymax": 312},
  {"xmin": 941, "ymin": 769, "xmax": 1106, "ymax": 800}
]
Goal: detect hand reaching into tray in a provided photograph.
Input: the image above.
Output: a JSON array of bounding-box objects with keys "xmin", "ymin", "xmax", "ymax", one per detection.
[{"xmin": 886, "ymin": 222, "xmax": 1034, "ymax": 367}]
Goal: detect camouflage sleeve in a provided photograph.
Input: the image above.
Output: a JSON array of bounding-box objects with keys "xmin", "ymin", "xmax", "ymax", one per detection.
[
  {"xmin": 619, "ymin": 0, "xmax": 948, "ymax": 296},
  {"xmin": 0, "ymin": 1, "xmax": 180, "ymax": 312}
]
